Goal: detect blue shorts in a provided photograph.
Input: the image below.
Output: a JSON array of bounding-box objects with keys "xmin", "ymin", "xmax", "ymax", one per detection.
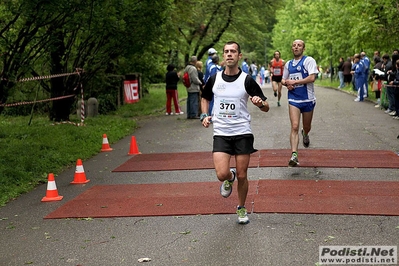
[{"xmin": 289, "ymin": 101, "xmax": 316, "ymax": 113}]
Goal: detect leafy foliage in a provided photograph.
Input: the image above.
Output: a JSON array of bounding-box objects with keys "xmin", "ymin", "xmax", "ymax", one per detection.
[
  {"xmin": 0, "ymin": 0, "xmax": 172, "ymax": 119},
  {"xmin": 271, "ymin": 0, "xmax": 399, "ymax": 68},
  {"xmin": 166, "ymin": 0, "xmax": 276, "ymax": 67}
]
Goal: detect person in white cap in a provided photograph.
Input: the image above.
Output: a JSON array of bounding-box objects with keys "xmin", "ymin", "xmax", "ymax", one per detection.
[{"xmin": 204, "ymin": 48, "xmax": 218, "ymax": 82}]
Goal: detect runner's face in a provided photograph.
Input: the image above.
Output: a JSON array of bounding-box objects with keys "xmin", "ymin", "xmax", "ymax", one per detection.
[
  {"xmin": 292, "ymin": 41, "xmax": 304, "ymax": 57},
  {"xmin": 223, "ymin": 44, "xmax": 241, "ymax": 67},
  {"xmin": 274, "ymin": 52, "xmax": 280, "ymax": 59}
]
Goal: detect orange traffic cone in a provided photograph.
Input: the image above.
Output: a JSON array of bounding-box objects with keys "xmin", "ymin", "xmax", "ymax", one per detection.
[
  {"xmin": 101, "ymin": 134, "xmax": 113, "ymax": 152},
  {"xmin": 71, "ymin": 159, "xmax": 90, "ymax": 184},
  {"xmin": 41, "ymin": 173, "xmax": 63, "ymax": 202},
  {"xmin": 128, "ymin": 136, "xmax": 141, "ymax": 155}
]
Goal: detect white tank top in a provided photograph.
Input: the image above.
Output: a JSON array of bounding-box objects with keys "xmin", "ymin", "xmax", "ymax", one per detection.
[{"xmin": 212, "ymin": 71, "xmax": 252, "ymax": 136}]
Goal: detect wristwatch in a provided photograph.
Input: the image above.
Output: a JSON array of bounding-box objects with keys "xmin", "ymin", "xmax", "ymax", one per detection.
[{"xmin": 258, "ymin": 101, "xmax": 265, "ymax": 108}]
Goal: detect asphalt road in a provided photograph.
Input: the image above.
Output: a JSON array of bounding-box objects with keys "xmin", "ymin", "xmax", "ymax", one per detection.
[{"xmin": 1, "ymin": 82, "xmax": 399, "ymax": 266}]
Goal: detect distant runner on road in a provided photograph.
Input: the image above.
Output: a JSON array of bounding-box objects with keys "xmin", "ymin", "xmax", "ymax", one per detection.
[{"xmin": 270, "ymin": 50, "xmax": 285, "ymax": 106}]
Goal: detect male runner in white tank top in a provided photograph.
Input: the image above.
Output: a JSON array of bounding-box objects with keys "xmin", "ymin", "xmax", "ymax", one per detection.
[{"xmin": 200, "ymin": 41, "xmax": 269, "ymax": 224}]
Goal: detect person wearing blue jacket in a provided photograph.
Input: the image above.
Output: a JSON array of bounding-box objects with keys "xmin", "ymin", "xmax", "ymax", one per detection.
[
  {"xmin": 351, "ymin": 54, "xmax": 366, "ymax": 102},
  {"xmin": 207, "ymin": 55, "xmax": 223, "ymax": 115},
  {"xmin": 360, "ymin": 52, "xmax": 370, "ymax": 98},
  {"xmin": 204, "ymin": 48, "xmax": 217, "ymax": 83},
  {"xmin": 241, "ymin": 58, "xmax": 249, "ymax": 74}
]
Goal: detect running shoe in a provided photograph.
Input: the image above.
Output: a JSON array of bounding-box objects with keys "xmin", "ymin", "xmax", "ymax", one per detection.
[
  {"xmin": 288, "ymin": 153, "xmax": 299, "ymax": 167},
  {"xmin": 274, "ymin": 91, "xmax": 277, "ymax": 97},
  {"xmin": 236, "ymin": 206, "xmax": 249, "ymax": 224},
  {"xmin": 302, "ymin": 129, "xmax": 310, "ymax": 148},
  {"xmin": 220, "ymin": 168, "xmax": 236, "ymax": 198},
  {"xmin": 277, "ymin": 101, "xmax": 281, "ymax": 107}
]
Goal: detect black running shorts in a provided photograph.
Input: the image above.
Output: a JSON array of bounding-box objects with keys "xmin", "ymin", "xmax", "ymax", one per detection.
[
  {"xmin": 213, "ymin": 134, "xmax": 257, "ymax": 155},
  {"xmin": 271, "ymin": 75, "xmax": 282, "ymax": 83}
]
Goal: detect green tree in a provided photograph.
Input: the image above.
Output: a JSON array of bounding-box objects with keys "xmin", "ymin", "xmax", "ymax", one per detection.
[
  {"xmin": 168, "ymin": 0, "xmax": 276, "ymax": 67},
  {"xmin": 271, "ymin": 0, "xmax": 399, "ymax": 68},
  {"xmin": 0, "ymin": 0, "xmax": 172, "ymax": 120}
]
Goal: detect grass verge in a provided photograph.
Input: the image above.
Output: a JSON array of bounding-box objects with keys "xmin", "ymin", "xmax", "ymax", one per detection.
[{"xmin": 0, "ymin": 84, "xmax": 187, "ymax": 206}]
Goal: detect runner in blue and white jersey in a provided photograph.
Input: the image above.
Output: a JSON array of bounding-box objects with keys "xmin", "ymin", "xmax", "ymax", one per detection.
[{"xmin": 282, "ymin": 39, "xmax": 319, "ymax": 167}]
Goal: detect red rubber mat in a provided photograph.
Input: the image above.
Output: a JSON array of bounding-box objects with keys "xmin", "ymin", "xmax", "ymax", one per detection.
[
  {"xmin": 112, "ymin": 149, "xmax": 399, "ymax": 172},
  {"xmin": 254, "ymin": 179, "xmax": 399, "ymax": 216},
  {"xmin": 112, "ymin": 151, "xmax": 260, "ymax": 172},
  {"xmin": 44, "ymin": 181, "xmax": 258, "ymax": 219},
  {"xmin": 258, "ymin": 149, "xmax": 399, "ymax": 168},
  {"xmin": 45, "ymin": 180, "xmax": 399, "ymax": 219}
]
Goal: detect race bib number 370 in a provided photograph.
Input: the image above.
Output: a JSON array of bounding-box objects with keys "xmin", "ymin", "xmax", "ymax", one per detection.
[{"xmin": 215, "ymin": 98, "xmax": 239, "ymax": 118}]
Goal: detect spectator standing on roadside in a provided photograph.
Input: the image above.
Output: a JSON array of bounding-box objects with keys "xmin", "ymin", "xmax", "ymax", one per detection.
[
  {"xmin": 250, "ymin": 61, "xmax": 257, "ymax": 81},
  {"xmin": 184, "ymin": 56, "xmax": 202, "ymax": 119},
  {"xmin": 387, "ymin": 59, "xmax": 399, "ymax": 120},
  {"xmin": 351, "ymin": 54, "xmax": 366, "ymax": 102},
  {"xmin": 373, "ymin": 50, "xmax": 380, "ymax": 61},
  {"xmin": 165, "ymin": 64, "xmax": 183, "ymax": 115},
  {"xmin": 242, "ymin": 58, "xmax": 249, "ymax": 74},
  {"xmin": 200, "ymin": 41, "xmax": 269, "ymax": 224},
  {"xmin": 385, "ymin": 52, "xmax": 399, "ymax": 116},
  {"xmin": 204, "ymin": 48, "xmax": 218, "ymax": 83},
  {"xmin": 360, "ymin": 52, "xmax": 371, "ymax": 97},
  {"xmin": 259, "ymin": 65, "xmax": 265, "ymax": 86},
  {"xmin": 382, "ymin": 54, "xmax": 395, "ymax": 114},
  {"xmin": 337, "ymin": 57, "xmax": 345, "ymax": 89},
  {"xmin": 372, "ymin": 56, "xmax": 384, "ymax": 108},
  {"xmin": 342, "ymin": 57, "xmax": 352, "ymax": 88},
  {"xmin": 196, "ymin": 61, "xmax": 205, "ymax": 115},
  {"xmin": 207, "ymin": 55, "xmax": 223, "ymax": 115}
]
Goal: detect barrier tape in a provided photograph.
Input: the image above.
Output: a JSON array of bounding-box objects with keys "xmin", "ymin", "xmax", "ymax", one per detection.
[
  {"xmin": 1, "ymin": 68, "xmax": 85, "ymax": 126},
  {"xmin": 0, "ymin": 68, "xmax": 83, "ymax": 83},
  {"xmin": 18, "ymin": 72, "xmax": 79, "ymax": 82},
  {"xmin": 0, "ymin": 94, "xmax": 75, "ymax": 107}
]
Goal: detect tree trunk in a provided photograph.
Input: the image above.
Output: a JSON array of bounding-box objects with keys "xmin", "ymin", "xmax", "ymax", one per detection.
[{"xmin": 49, "ymin": 30, "xmax": 75, "ymax": 122}]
